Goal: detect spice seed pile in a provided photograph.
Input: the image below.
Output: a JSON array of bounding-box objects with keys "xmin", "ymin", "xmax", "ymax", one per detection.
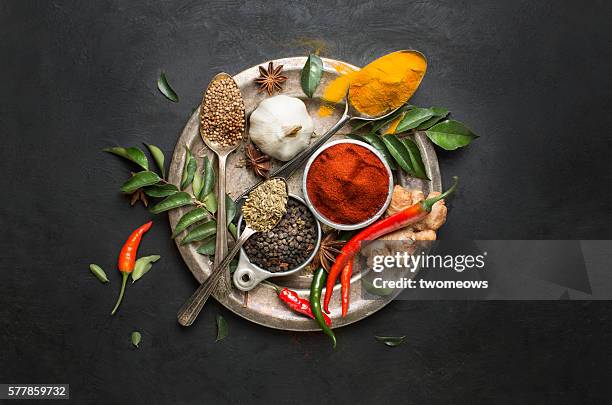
[
  {"xmin": 200, "ymin": 76, "xmax": 245, "ymax": 146},
  {"xmin": 242, "ymin": 178, "xmax": 288, "ymax": 232},
  {"xmin": 243, "ymin": 200, "xmax": 317, "ymax": 272}
]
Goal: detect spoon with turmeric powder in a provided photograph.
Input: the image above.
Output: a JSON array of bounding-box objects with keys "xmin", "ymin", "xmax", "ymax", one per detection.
[{"xmin": 237, "ymin": 50, "xmax": 427, "ymax": 200}]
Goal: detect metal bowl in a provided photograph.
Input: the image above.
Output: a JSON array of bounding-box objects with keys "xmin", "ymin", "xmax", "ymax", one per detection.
[
  {"xmin": 302, "ymin": 139, "xmax": 394, "ymax": 230},
  {"xmin": 232, "ymin": 194, "xmax": 322, "ymax": 291}
]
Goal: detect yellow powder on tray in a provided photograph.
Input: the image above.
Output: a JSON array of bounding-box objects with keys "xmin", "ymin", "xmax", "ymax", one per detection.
[
  {"xmin": 319, "ymin": 62, "xmax": 357, "ymax": 117},
  {"xmin": 318, "ymin": 51, "xmax": 427, "ymax": 118}
]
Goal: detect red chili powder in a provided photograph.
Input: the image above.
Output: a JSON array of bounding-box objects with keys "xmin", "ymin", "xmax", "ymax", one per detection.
[{"xmin": 306, "ymin": 143, "xmax": 389, "ymax": 224}]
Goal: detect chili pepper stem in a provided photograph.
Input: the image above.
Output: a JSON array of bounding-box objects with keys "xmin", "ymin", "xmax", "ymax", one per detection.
[
  {"xmin": 422, "ymin": 176, "xmax": 458, "ymax": 212},
  {"xmin": 111, "ymin": 272, "xmax": 129, "ymax": 315}
]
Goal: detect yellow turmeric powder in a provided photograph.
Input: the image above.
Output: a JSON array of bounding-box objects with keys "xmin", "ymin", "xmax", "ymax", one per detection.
[{"xmin": 319, "ymin": 50, "xmax": 427, "ymax": 118}]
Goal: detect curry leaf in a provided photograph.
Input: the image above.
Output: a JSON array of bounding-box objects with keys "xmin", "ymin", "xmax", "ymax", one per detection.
[
  {"xmin": 381, "ymin": 135, "xmax": 415, "ymax": 176},
  {"xmin": 180, "ymin": 146, "xmax": 196, "ymax": 190},
  {"xmin": 104, "ymin": 147, "xmax": 149, "ymax": 170},
  {"xmin": 401, "ymin": 138, "xmax": 429, "ymax": 180},
  {"xmin": 145, "ymin": 143, "xmax": 166, "ymax": 178},
  {"xmin": 200, "ymin": 156, "xmax": 215, "ymax": 200},
  {"xmin": 395, "ymin": 107, "xmax": 436, "ymax": 133},
  {"xmin": 196, "ymin": 236, "xmax": 216, "ymax": 256},
  {"xmin": 192, "ymin": 171, "xmax": 203, "ymax": 198},
  {"xmin": 181, "ymin": 220, "xmax": 217, "ymax": 245},
  {"xmin": 225, "ymin": 194, "xmax": 236, "ymax": 225},
  {"xmin": 89, "ymin": 264, "xmax": 109, "ymax": 283},
  {"xmin": 149, "ymin": 191, "xmax": 193, "ymax": 214},
  {"xmin": 345, "ymin": 133, "xmax": 364, "ymax": 142},
  {"xmin": 300, "ymin": 54, "xmax": 324, "ymax": 98},
  {"xmin": 375, "ymin": 335, "xmax": 406, "ymax": 347},
  {"xmin": 416, "ymin": 107, "xmax": 449, "ymax": 130},
  {"xmin": 203, "ymin": 192, "xmax": 217, "ymax": 214},
  {"xmin": 131, "ymin": 255, "xmax": 161, "ymax": 283},
  {"xmin": 216, "ymin": 314, "xmax": 228, "ymax": 342},
  {"xmin": 228, "ymin": 222, "xmax": 237, "ymax": 239},
  {"xmin": 157, "ymin": 72, "xmax": 179, "ymax": 102},
  {"xmin": 172, "ymin": 207, "xmax": 208, "ymax": 238},
  {"xmin": 120, "ymin": 171, "xmax": 161, "ymax": 194},
  {"xmin": 361, "ymin": 132, "xmax": 397, "ymax": 170},
  {"xmin": 425, "ymin": 119, "xmax": 477, "ymax": 150},
  {"xmin": 131, "ymin": 331, "xmax": 142, "ymax": 348},
  {"xmin": 143, "ymin": 183, "xmax": 178, "ymax": 198}
]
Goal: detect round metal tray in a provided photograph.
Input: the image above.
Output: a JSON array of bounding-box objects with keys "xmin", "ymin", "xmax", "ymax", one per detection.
[{"xmin": 168, "ymin": 56, "xmax": 441, "ymax": 331}]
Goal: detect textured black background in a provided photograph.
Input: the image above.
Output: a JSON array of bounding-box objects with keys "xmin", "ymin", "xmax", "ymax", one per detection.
[{"xmin": 2, "ymin": 0, "xmax": 612, "ymax": 403}]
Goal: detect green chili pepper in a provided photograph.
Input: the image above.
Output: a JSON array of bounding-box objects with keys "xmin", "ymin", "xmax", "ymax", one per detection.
[{"xmin": 310, "ymin": 267, "xmax": 337, "ymax": 349}]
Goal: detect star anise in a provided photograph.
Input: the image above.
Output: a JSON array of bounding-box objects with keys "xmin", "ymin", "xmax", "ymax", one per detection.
[
  {"xmin": 245, "ymin": 143, "xmax": 270, "ymax": 178},
  {"xmin": 254, "ymin": 61, "xmax": 288, "ymax": 95},
  {"xmin": 129, "ymin": 188, "xmax": 149, "ymax": 207},
  {"xmin": 312, "ymin": 231, "xmax": 346, "ymax": 272}
]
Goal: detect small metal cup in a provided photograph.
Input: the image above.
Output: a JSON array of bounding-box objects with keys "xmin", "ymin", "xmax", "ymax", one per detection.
[
  {"xmin": 233, "ymin": 194, "xmax": 322, "ymax": 291},
  {"xmin": 302, "ymin": 139, "xmax": 394, "ymax": 230}
]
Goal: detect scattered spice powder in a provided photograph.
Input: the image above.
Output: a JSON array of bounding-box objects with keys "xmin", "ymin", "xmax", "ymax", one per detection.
[
  {"xmin": 200, "ymin": 76, "xmax": 245, "ymax": 146},
  {"xmin": 306, "ymin": 143, "xmax": 389, "ymax": 224}
]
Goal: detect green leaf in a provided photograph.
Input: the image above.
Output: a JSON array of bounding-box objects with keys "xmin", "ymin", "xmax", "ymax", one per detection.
[
  {"xmin": 149, "ymin": 191, "xmax": 193, "ymax": 214},
  {"xmin": 216, "ymin": 314, "xmax": 228, "ymax": 342},
  {"xmin": 143, "ymin": 183, "xmax": 178, "ymax": 198},
  {"xmin": 350, "ymin": 119, "xmax": 371, "ymax": 132},
  {"xmin": 131, "ymin": 331, "xmax": 142, "ymax": 348},
  {"xmin": 225, "ymin": 194, "xmax": 236, "ymax": 225},
  {"xmin": 300, "ymin": 54, "xmax": 324, "ymax": 98},
  {"xmin": 401, "ymin": 138, "xmax": 429, "ymax": 180},
  {"xmin": 192, "ymin": 171, "xmax": 203, "ymax": 198},
  {"xmin": 372, "ymin": 104, "xmax": 413, "ymax": 133},
  {"xmin": 104, "ymin": 147, "xmax": 149, "ymax": 170},
  {"xmin": 395, "ymin": 107, "xmax": 436, "ymax": 133},
  {"xmin": 89, "ymin": 264, "xmax": 109, "ymax": 283},
  {"xmin": 145, "ymin": 143, "xmax": 166, "ymax": 178},
  {"xmin": 120, "ymin": 171, "xmax": 160, "ymax": 194},
  {"xmin": 181, "ymin": 220, "xmax": 217, "ymax": 245},
  {"xmin": 426, "ymin": 119, "xmax": 477, "ymax": 150},
  {"xmin": 345, "ymin": 133, "xmax": 365, "ymax": 142},
  {"xmin": 228, "ymin": 223, "xmax": 237, "ymax": 239},
  {"xmin": 375, "ymin": 335, "xmax": 406, "ymax": 347},
  {"xmin": 196, "ymin": 236, "xmax": 216, "ymax": 256},
  {"xmin": 180, "ymin": 146, "xmax": 196, "ymax": 190},
  {"xmin": 416, "ymin": 107, "xmax": 449, "ymax": 130},
  {"xmin": 361, "ymin": 132, "xmax": 397, "ymax": 170},
  {"xmin": 203, "ymin": 192, "xmax": 217, "ymax": 214},
  {"xmin": 157, "ymin": 71, "xmax": 179, "ymax": 102},
  {"xmin": 381, "ymin": 135, "xmax": 415, "ymax": 175},
  {"xmin": 131, "ymin": 255, "xmax": 161, "ymax": 283},
  {"xmin": 172, "ymin": 207, "xmax": 208, "ymax": 238},
  {"xmin": 200, "ymin": 156, "xmax": 215, "ymax": 200}
]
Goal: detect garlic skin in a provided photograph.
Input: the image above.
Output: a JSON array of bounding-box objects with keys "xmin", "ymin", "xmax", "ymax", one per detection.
[{"xmin": 249, "ymin": 95, "xmax": 314, "ymax": 161}]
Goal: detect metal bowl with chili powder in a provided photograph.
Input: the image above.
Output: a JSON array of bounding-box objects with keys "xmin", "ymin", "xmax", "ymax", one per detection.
[{"xmin": 303, "ymin": 139, "xmax": 394, "ymax": 230}]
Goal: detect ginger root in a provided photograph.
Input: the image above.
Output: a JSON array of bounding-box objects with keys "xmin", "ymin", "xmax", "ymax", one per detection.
[{"xmin": 379, "ymin": 185, "xmax": 447, "ymax": 241}]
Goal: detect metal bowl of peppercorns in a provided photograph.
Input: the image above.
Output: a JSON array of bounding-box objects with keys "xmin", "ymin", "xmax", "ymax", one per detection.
[{"xmin": 233, "ymin": 194, "xmax": 322, "ymax": 291}]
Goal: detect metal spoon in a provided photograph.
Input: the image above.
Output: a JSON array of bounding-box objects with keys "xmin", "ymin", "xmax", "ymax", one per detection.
[
  {"xmin": 199, "ymin": 72, "xmax": 246, "ymax": 295},
  {"xmin": 177, "ymin": 179, "xmax": 289, "ymax": 326},
  {"xmin": 236, "ymin": 50, "xmax": 426, "ymax": 200}
]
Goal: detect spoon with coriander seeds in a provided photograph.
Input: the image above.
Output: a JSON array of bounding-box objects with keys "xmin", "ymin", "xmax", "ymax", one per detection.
[
  {"xmin": 199, "ymin": 72, "xmax": 246, "ymax": 295},
  {"xmin": 177, "ymin": 178, "xmax": 289, "ymax": 326}
]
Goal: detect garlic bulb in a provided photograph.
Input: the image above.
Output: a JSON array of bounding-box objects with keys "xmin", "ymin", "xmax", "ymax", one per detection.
[{"xmin": 249, "ymin": 95, "xmax": 314, "ymax": 161}]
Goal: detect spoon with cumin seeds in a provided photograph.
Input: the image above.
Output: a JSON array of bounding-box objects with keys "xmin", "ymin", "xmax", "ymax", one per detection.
[
  {"xmin": 199, "ymin": 73, "xmax": 245, "ymax": 295},
  {"xmin": 178, "ymin": 178, "xmax": 289, "ymax": 326}
]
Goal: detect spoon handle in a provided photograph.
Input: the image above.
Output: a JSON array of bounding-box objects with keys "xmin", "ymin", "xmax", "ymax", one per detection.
[
  {"xmin": 177, "ymin": 227, "xmax": 256, "ymax": 326},
  {"xmin": 235, "ymin": 110, "xmax": 351, "ymax": 201},
  {"xmin": 214, "ymin": 153, "xmax": 230, "ymax": 294}
]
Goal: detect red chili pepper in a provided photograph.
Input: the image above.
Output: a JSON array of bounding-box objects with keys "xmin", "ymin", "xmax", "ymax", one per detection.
[
  {"xmin": 111, "ymin": 221, "xmax": 153, "ymax": 315},
  {"xmin": 340, "ymin": 261, "xmax": 353, "ymax": 317},
  {"xmin": 265, "ymin": 282, "xmax": 331, "ymax": 326},
  {"xmin": 324, "ymin": 177, "xmax": 458, "ymax": 315}
]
